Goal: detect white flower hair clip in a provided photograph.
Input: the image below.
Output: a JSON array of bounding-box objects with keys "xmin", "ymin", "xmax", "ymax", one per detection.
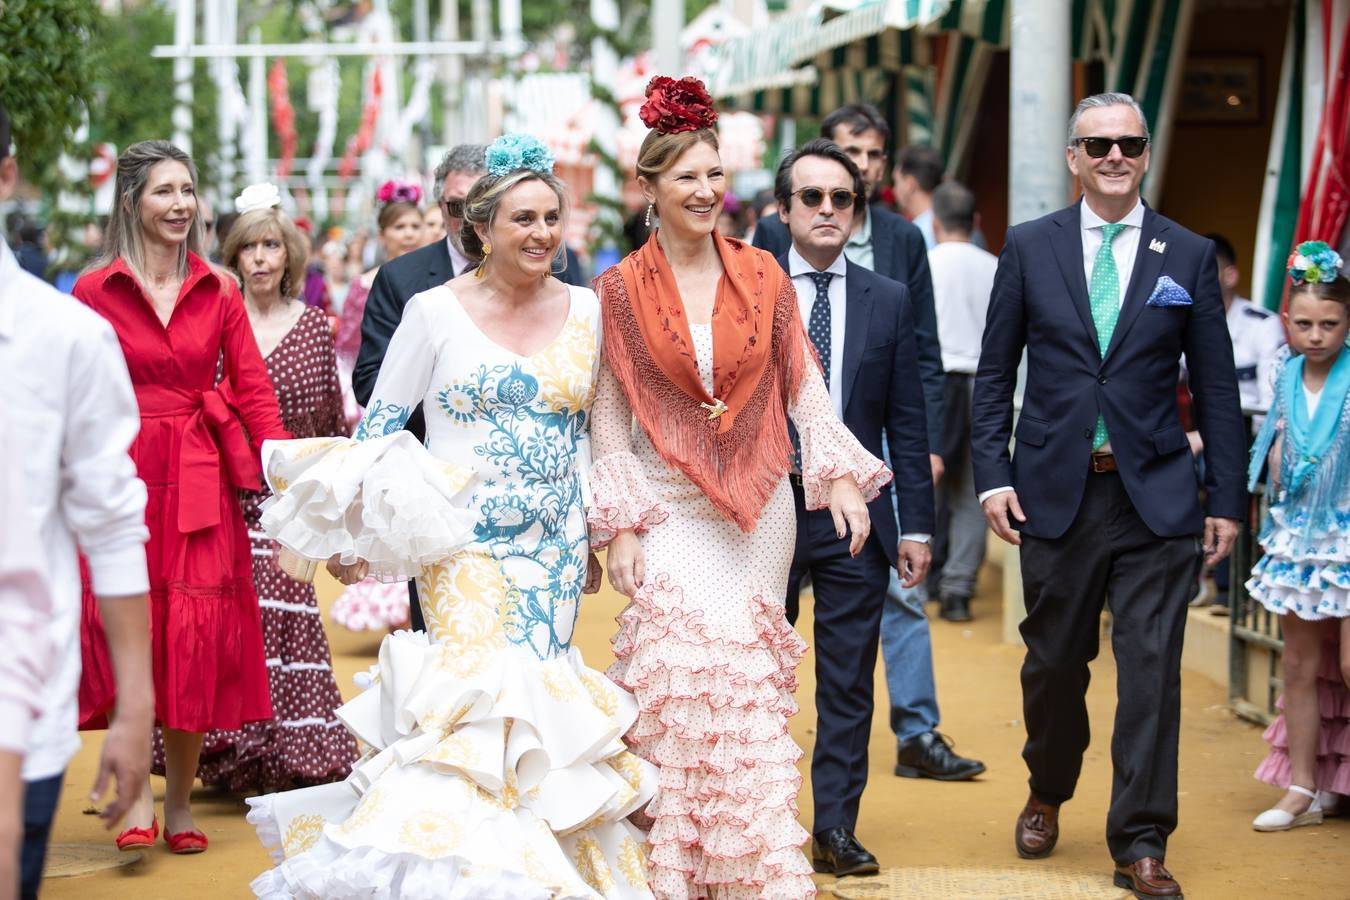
[{"xmin": 235, "ymin": 182, "xmax": 283, "ymax": 214}]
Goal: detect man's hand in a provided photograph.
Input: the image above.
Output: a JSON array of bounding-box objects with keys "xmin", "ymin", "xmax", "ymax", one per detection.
[
  {"xmin": 929, "ymin": 453, "xmax": 945, "ymax": 485},
  {"xmin": 896, "ymin": 540, "xmax": 932, "ymax": 588},
  {"xmin": 829, "ymin": 476, "xmax": 872, "ymax": 557},
  {"xmin": 91, "ymin": 702, "xmax": 152, "ymax": 828},
  {"xmin": 326, "ymin": 554, "xmax": 370, "ymax": 585},
  {"xmin": 583, "ymin": 552, "xmax": 603, "ymax": 594},
  {"xmin": 982, "ymin": 490, "xmax": 1026, "ymax": 546},
  {"xmin": 1202, "ymin": 517, "xmax": 1240, "ymax": 567}
]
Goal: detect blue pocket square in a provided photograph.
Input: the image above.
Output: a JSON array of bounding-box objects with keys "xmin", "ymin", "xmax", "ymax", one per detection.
[{"xmin": 1147, "ymin": 275, "xmax": 1192, "ymax": 307}]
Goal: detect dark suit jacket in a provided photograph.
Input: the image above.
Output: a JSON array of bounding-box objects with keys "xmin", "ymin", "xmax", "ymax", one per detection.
[
  {"xmin": 756, "ymin": 208, "xmax": 944, "ymax": 452},
  {"xmin": 971, "ymin": 201, "xmax": 1246, "ymax": 540},
  {"xmin": 777, "ymin": 252, "xmax": 935, "ymax": 561},
  {"xmin": 352, "ymin": 238, "xmax": 456, "ymax": 439}
]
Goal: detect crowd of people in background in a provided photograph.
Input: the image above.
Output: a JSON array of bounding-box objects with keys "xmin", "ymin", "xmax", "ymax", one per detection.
[{"xmin": 2, "ymin": 77, "xmax": 1348, "ymax": 900}]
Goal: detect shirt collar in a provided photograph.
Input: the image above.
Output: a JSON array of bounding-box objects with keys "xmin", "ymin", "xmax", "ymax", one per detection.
[
  {"xmin": 0, "ymin": 236, "xmax": 21, "ymax": 339},
  {"xmin": 99, "ymin": 251, "xmax": 221, "ymax": 296},
  {"xmin": 446, "ymin": 237, "xmax": 470, "ymax": 276},
  {"xmin": 846, "ymin": 205, "xmax": 873, "ymax": 247},
  {"xmin": 1080, "ymin": 197, "xmax": 1145, "ymax": 232},
  {"xmin": 788, "ymin": 244, "xmax": 848, "ymax": 280}
]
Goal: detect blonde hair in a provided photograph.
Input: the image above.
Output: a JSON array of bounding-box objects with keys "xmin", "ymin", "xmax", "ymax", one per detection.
[
  {"xmin": 86, "ymin": 140, "xmax": 208, "ymax": 288},
  {"xmin": 458, "ymin": 169, "xmax": 568, "ymax": 267},
  {"xmin": 221, "ymin": 207, "xmax": 309, "ymax": 299}
]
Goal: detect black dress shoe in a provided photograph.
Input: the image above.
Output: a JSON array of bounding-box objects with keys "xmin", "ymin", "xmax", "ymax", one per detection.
[
  {"xmin": 811, "ymin": 827, "xmax": 880, "ymax": 876},
  {"xmin": 895, "ymin": 731, "xmax": 986, "ymax": 780},
  {"xmin": 939, "ymin": 594, "xmax": 972, "ymax": 622}
]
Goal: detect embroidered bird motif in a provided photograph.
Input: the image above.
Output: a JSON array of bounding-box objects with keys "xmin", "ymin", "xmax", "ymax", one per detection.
[{"xmin": 700, "ymin": 398, "xmax": 729, "ymax": 420}]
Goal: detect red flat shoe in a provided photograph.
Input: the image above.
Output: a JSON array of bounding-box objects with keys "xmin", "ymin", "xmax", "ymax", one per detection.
[
  {"xmin": 164, "ymin": 828, "xmax": 208, "ymax": 854},
  {"xmin": 115, "ymin": 816, "xmax": 158, "ymax": 851}
]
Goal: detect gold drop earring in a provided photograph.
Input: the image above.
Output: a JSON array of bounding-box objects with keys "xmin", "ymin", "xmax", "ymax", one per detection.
[{"xmin": 475, "ymin": 242, "xmax": 491, "ymax": 280}]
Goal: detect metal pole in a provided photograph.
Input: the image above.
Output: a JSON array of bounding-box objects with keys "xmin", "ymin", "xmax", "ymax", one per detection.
[
  {"xmin": 247, "ymin": 27, "xmax": 267, "ymax": 185},
  {"xmin": 652, "ymin": 0, "xmax": 684, "ymax": 76},
  {"xmin": 173, "ymin": 0, "xmax": 196, "ymax": 154},
  {"xmin": 441, "ymin": 0, "xmax": 463, "ymax": 147},
  {"xmin": 1008, "ymin": 0, "xmax": 1071, "ymax": 226},
  {"xmin": 591, "ymin": 0, "xmax": 621, "ymax": 253}
]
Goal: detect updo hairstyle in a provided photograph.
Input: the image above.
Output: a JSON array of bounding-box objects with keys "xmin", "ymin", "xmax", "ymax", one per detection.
[{"xmin": 458, "ymin": 168, "xmax": 568, "ymax": 264}]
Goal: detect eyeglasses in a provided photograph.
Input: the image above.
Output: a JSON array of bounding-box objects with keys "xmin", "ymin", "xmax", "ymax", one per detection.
[
  {"xmin": 791, "ymin": 187, "xmax": 857, "ymax": 210},
  {"xmin": 1072, "ymin": 136, "xmax": 1149, "ymax": 159},
  {"xmin": 441, "ymin": 197, "xmax": 466, "ymax": 218}
]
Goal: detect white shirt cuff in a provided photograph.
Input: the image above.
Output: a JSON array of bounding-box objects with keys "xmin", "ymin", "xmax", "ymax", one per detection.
[
  {"xmin": 899, "ymin": 533, "xmax": 931, "ymax": 544},
  {"xmin": 977, "ymin": 486, "xmax": 1014, "ymax": 505},
  {"xmin": 85, "ymin": 545, "xmax": 150, "ymax": 597}
]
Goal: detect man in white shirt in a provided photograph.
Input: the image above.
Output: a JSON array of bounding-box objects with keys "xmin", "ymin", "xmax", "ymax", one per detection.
[
  {"xmin": 924, "ymin": 182, "xmax": 997, "ymax": 623},
  {"xmin": 0, "ymin": 100, "xmax": 154, "ymax": 899},
  {"xmin": 893, "ymin": 144, "xmax": 944, "ymax": 249},
  {"xmin": 1208, "ymin": 233, "xmax": 1286, "ymax": 412}
]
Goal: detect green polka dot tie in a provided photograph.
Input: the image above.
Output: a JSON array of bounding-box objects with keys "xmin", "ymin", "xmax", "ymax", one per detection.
[{"xmin": 1090, "ymin": 223, "xmax": 1127, "ymax": 449}]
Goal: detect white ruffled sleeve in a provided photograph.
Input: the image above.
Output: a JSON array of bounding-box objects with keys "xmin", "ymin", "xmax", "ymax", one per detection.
[
  {"xmin": 259, "ymin": 296, "xmax": 478, "ymax": 580},
  {"xmin": 586, "ymin": 359, "xmax": 668, "ymax": 549},
  {"xmin": 788, "ymin": 339, "xmax": 891, "ymax": 511}
]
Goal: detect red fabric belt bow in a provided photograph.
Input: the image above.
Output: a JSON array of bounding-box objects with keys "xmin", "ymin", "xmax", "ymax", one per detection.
[{"xmin": 136, "ymin": 383, "xmax": 262, "ymax": 533}]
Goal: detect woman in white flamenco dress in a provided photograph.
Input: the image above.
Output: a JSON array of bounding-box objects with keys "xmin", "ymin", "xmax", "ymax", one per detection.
[{"xmin": 246, "ymin": 150, "xmax": 658, "ymax": 899}]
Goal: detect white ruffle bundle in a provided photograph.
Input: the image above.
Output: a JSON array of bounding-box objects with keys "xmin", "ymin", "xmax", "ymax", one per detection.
[
  {"xmin": 259, "ymin": 433, "xmax": 479, "ymax": 582},
  {"xmin": 247, "ymin": 632, "xmax": 659, "ymax": 899}
]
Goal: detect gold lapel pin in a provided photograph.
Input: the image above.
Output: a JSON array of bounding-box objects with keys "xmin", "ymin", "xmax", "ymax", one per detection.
[{"xmin": 700, "ymin": 398, "xmax": 729, "ymax": 420}]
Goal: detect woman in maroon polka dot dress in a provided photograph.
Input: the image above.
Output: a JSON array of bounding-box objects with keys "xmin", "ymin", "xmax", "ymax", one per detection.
[{"xmin": 154, "ymin": 200, "xmax": 358, "ymax": 792}]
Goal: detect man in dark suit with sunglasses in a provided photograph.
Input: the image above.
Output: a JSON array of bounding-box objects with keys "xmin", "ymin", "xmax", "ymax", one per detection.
[
  {"xmin": 972, "ymin": 92, "xmax": 1245, "ymax": 899},
  {"xmin": 775, "ymin": 139, "xmax": 935, "ymax": 876}
]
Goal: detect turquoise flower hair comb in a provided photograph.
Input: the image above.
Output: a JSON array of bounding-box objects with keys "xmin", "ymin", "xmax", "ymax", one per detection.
[{"xmin": 485, "ymin": 133, "xmax": 556, "ymax": 178}]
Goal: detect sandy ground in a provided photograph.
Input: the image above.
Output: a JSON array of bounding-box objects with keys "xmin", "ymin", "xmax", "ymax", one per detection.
[{"xmin": 38, "ymin": 560, "xmax": 1346, "ymax": 898}]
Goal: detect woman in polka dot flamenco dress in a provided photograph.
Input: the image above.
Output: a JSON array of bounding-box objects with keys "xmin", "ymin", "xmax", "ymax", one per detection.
[
  {"xmin": 1246, "ymin": 242, "xmax": 1350, "ymax": 833},
  {"xmin": 245, "ymin": 139, "xmax": 658, "ymax": 898},
  {"xmin": 591, "ymin": 78, "xmax": 888, "ymax": 900}
]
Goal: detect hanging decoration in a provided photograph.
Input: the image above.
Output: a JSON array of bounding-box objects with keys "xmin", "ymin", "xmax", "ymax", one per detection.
[{"xmin": 268, "ymin": 59, "xmax": 299, "ymax": 178}]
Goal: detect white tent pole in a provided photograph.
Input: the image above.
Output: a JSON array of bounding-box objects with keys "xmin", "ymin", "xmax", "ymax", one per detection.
[{"xmin": 173, "ymin": 0, "xmax": 196, "ymax": 153}]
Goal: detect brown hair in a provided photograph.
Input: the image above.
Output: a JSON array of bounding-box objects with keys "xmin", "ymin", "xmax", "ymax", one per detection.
[
  {"xmin": 1291, "ymin": 276, "xmax": 1350, "ymax": 308},
  {"xmin": 377, "ymin": 200, "xmax": 421, "ymax": 232},
  {"xmin": 635, "ymin": 128, "xmax": 720, "ymax": 181},
  {"xmin": 221, "ymin": 207, "xmax": 309, "ymax": 299}
]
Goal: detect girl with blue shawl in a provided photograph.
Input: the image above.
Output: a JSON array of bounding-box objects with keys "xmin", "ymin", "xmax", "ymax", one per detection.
[{"xmin": 1246, "ymin": 241, "xmax": 1350, "ymax": 832}]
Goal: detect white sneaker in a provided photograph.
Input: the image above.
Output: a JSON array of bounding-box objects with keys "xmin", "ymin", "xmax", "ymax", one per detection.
[{"xmin": 1253, "ymin": 785, "xmax": 1324, "ymax": 831}]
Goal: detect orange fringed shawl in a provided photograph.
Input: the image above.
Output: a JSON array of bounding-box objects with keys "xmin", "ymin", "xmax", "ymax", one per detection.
[{"xmin": 595, "ymin": 231, "xmax": 819, "ymax": 532}]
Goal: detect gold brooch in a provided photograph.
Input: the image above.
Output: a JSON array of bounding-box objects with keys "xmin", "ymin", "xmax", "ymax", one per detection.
[{"xmin": 700, "ymin": 398, "xmax": 729, "ymax": 420}]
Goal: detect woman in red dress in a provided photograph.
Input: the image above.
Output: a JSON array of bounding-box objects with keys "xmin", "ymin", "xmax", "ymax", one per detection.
[{"xmin": 75, "ymin": 140, "xmax": 287, "ymax": 854}]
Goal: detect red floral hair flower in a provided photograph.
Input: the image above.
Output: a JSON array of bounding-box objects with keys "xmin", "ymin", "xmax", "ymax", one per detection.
[{"xmin": 640, "ymin": 76, "xmax": 718, "ymax": 135}]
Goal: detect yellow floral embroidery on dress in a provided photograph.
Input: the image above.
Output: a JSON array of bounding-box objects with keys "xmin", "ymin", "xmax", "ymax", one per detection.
[
  {"xmin": 617, "ymin": 835, "xmax": 648, "ymax": 887},
  {"xmin": 337, "ymin": 785, "xmax": 386, "ymax": 835},
  {"xmin": 418, "ymin": 555, "xmax": 509, "ymax": 652},
  {"xmin": 426, "ymin": 730, "xmax": 481, "ymax": 770},
  {"xmin": 534, "ymin": 316, "xmax": 599, "ymax": 416},
  {"xmin": 398, "ymin": 810, "xmax": 463, "ymax": 858},
  {"xmin": 540, "ymin": 664, "xmax": 580, "ymax": 702},
  {"xmin": 578, "ymin": 668, "xmax": 618, "ymax": 720},
  {"xmin": 572, "ymin": 836, "xmax": 617, "ymax": 896},
  {"xmin": 282, "ymin": 815, "xmax": 325, "ymax": 857},
  {"xmin": 606, "ymin": 752, "xmax": 645, "ymax": 793}
]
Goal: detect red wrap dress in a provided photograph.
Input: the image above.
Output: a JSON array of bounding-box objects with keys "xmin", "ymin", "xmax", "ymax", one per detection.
[{"xmin": 75, "ymin": 254, "xmax": 288, "ymax": 733}]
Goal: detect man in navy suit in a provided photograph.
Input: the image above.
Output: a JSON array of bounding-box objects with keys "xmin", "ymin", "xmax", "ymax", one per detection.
[
  {"xmin": 776, "ymin": 139, "xmax": 935, "ymax": 876},
  {"xmin": 972, "ymin": 93, "xmax": 1246, "ymax": 899},
  {"xmin": 759, "ymin": 104, "xmax": 984, "ymax": 788}
]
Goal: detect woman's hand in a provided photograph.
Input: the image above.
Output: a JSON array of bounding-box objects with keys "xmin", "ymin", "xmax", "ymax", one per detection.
[
  {"xmin": 829, "ymin": 476, "xmax": 871, "ymax": 557},
  {"xmin": 326, "ymin": 553, "xmax": 370, "ymax": 585},
  {"xmin": 606, "ymin": 530, "xmax": 645, "ymax": 597}
]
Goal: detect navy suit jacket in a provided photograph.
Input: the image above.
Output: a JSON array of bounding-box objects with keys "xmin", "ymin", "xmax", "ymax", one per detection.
[
  {"xmin": 756, "ymin": 208, "xmax": 944, "ymax": 453},
  {"xmin": 777, "ymin": 252, "xmax": 935, "ymax": 562},
  {"xmin": 971, "ymin": 201, "xmax": 1247, "ymax": 540}
]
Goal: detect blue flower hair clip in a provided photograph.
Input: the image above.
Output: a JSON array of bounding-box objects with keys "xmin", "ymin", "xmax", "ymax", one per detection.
[
  {"xmin": 485, "ymin": 133, "xmax": 556, "ymax": 178},
  {"xmin": 1288, "ymin": 240, "xmax": 1343, "ymax": 286}
]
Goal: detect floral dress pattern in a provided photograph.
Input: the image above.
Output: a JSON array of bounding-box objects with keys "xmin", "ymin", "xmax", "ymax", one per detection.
[{"xmin": 247, "ymin": 285, "xmax": 657, "ymax": 899}]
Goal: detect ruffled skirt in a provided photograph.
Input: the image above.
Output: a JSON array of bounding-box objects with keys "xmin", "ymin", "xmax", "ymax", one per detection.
[
  {"xmin": 249, "ymin": 632, "xmax": 658, "ymax": 898},
  {"xmin": 1247, "ymin": 509, "xmax": 1350, "ymax": 620},
  {"xmin": 1255, "ymin": 634, "xmax": 1350, "ymax": 797}
]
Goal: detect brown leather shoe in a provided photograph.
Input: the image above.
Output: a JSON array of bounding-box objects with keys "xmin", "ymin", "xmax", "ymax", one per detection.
[
  {"xmin": 1013, "ymin": 794, "xmax": 1059, "ymax": 859},
  {"xmin": 1113, "ymin": 857, "xmax": 1183, "ymax": 898}
]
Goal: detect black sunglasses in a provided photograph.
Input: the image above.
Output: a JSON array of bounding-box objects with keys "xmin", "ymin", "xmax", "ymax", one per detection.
[
  {"xmin": 792, "ymin": 187, "xmax": 857, "ymax": 210},
  {"xmin": 1072, "ymin": 136, "xmax": 1149, "ymax": 159},
  {"xmin": 441, "ymin": 197, "xmax": 466, "ymax": 218}
]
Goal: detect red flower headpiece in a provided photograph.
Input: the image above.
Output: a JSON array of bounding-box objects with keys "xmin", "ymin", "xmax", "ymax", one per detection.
[{"xmin": 640, "ymin": 76, "xmax": 718, "ymax": 135}]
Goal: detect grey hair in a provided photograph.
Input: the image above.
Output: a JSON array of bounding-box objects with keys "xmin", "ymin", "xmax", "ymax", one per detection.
[
  {"xmin": 433, "ymin": 144, "xmax": 488, "ymax": 188},
  {"xmin": 85, "ymin": 139, "xmax": 209, "ymax": 288},
  {"xmin": 459, "ymin": 168, "xmax": 569, "ymax": 272},
  {"xmin": 1067, "ymin": 92, "xmax": 1150, "ymax": 146}
]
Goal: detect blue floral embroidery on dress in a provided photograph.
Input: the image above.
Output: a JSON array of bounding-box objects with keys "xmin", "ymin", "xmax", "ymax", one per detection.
[{"xmin": 355, "ymin": 399, "xmax": 411, "ymax": 441}]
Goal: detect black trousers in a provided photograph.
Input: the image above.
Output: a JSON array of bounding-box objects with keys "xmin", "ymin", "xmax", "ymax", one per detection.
[
  {"xmin": 408, "ymin": 579, "xmax": 425, "ymax": 632},
  {"xmin": 1018, "ymin": 469, "xmax": 1201, "ymax": 863},
  {"xmin": 786, "ymin": 480, "xmax": 891, "ymax": 835}
]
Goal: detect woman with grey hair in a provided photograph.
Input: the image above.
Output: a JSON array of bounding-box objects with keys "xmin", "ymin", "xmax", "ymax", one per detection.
[
  {"xmin": 74, "ymin": 140, "xmax": 288, "ymax": 854},
  {"xmin": 246, "ymin": 135, "xmax": 655, "ymax": 898}
]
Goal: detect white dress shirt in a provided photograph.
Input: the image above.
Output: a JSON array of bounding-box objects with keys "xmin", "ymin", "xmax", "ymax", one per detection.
[
  {"xmin": 0, "ymin": 237, "xmax": 150, "ymax": 780},
  {"xmin": 927, "ymin": 240, "xmax": 997, "ymax": 374},
  {"xmin": 978, "ymin": 198, "xmax": 1145, "ymax": 506},
  {"xmin": 446, "ymin": 236, "xmax": 471, "ymax": 278},
  {"xmin": 788, "ymin": 246, "xmax": 929, "ymax": 543}
]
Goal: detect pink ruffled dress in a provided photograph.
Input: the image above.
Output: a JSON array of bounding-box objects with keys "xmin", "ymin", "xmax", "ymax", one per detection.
[
  {"xmin": 1255, "ymin": 632, "xmax": 1350, "ymax": 798},
  {"xmin": 589, "ymin": 322, "xmax": 888, "ymax": 900}
]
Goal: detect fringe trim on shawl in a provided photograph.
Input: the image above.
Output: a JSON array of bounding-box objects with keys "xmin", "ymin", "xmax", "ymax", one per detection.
[{"xmin": 596, "ymin": 265, "xmax": 814, "ymax": 533}]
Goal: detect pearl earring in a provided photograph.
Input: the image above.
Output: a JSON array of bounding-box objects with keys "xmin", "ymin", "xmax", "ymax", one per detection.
[{"xmin": 645, "ymin": 204, "xmax": 653, "ymax": 228}]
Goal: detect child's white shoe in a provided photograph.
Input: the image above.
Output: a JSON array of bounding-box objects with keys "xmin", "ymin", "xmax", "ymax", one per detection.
[
  {"xmin": 1253, "ymin": 784, "xmax": 1324, "ymax": 831},
  {"xmin": 1316, "ymin": 790, "xmax": 1343, "ymax": 817}
]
